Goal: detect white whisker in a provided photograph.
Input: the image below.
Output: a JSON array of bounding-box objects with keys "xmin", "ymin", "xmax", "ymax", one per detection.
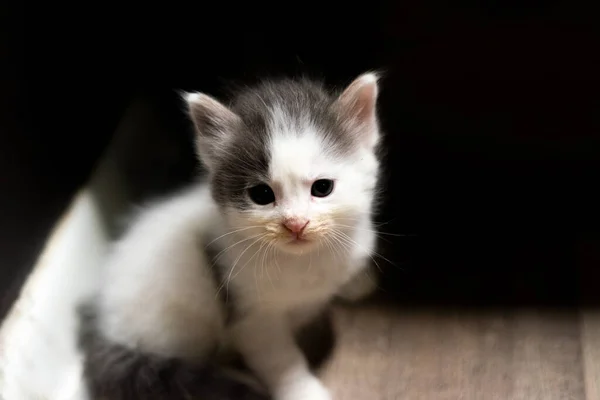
[
  {"xmin": 323, "ymin": 235, "xmax": 344, "ymax": 264},
  {"xmin": 262, "ymin": 241, "xmax": 275, "ymax": 289},
  {"xmin": 204, "ymin": 226, "xmax": 262, "ymax": 247},
  {"xmin": 329, "ymin": 230, "xmax": 374, "ymax": 271},
  {"xmin": 273, "ymin": 246, "xmax": 282, "ymax": 275},
  {"xmin": 332, "ymin": 223, "xmax": 410, "ymax": 237},
  {"xmin": 217, "ymin": 234, "xmax": 266, "ymax": 301},
  {"xmin": 330, "ymin": 229, "xmax": 396, "ymax": 272},
  {"xmin": 231, "ymin": 238, "xmax": 268, "ymax": 280},
  {"xmin": 210, "ymin": 233, "xmax": 265, "ymax": 268}
]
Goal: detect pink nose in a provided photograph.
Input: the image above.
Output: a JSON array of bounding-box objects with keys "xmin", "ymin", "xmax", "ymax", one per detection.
[{"xmin": 283, "ymin": 218, "xmax": 309, "ymax": 235}]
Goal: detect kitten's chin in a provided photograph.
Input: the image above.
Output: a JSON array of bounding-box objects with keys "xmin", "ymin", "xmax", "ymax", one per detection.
[{"xmin": 277, "ymin": 238, "xmax": 318, "ymax": 254}]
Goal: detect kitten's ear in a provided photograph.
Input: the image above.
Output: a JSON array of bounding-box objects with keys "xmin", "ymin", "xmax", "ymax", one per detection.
[
  {"xmin": 185, "ymin": 92, "xmax": 241, "ymax": 170},
  {"xmin": 333, "ymin": 72, "xmax": 380, "ymax": 149}
]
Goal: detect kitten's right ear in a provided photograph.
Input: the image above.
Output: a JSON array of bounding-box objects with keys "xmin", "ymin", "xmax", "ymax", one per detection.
[
  {"xmin": 184, "ymin": 92, "xmax": 241, "ymax": 170},
  {"xmin": 333, "ymin": 72, "xmax": 381, "ymax": 149}
]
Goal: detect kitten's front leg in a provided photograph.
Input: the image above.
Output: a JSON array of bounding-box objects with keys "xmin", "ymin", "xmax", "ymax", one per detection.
[{"xmin": 232, "ymin": 312, "xmax": 331, "ymax": 400}]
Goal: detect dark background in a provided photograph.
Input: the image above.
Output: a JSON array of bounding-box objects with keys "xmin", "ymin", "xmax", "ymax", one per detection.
[{"xmin": 1, "ymin": 1, "xmax": 599, "ymax": 319}]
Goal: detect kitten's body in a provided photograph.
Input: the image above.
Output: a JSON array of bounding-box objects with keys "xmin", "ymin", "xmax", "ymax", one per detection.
[{"xmin": 81, "ymin": 74, "xmax": 382, "ymax": 400}]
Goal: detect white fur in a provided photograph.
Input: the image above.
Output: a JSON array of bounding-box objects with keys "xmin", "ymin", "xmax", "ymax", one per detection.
[
  {"xmin": 97, "ymin": 78, "xmax": 380, "ymax": 400},
  {"xmin": 98, "ymin": 185, "xmax": 225, "ymax": 360}
]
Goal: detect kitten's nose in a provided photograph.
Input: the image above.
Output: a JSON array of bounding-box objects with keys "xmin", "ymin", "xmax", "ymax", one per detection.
[{"xmin": 283, "ymin": 218, "xmax": 309, "ymax": 235}]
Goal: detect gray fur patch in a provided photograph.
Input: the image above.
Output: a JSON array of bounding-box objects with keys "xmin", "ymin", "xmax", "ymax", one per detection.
[
  {"xmin": 77, "ymin": 302, "xmax": 269, "ymax": 400},
  {"xmin": 207, "ymin": 78, "xmax": 355, "ymax": 210}
]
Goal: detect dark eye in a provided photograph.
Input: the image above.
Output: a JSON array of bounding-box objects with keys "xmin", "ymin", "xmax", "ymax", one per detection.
[
  {"xmin": 311, "ymin": 179, "xmax": 334, "ymax": 198},
  {"xmin": 248, "ymin": 184, "xmax": 276, "ymax": 205}
]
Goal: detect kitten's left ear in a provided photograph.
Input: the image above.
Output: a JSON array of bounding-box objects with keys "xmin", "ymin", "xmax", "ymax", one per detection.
[
  {"xmin": 333, "ymin": 72, "xmax": 380, "ymax": 149},
  {"xmin": 184, "ymin": 92, "xmax": 241, "ymax": 171}
]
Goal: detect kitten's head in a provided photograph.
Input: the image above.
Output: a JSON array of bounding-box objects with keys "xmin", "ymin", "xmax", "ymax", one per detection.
[{"xmin": 186, "ymin": 73, "xmax": 381, "ymax": 254}]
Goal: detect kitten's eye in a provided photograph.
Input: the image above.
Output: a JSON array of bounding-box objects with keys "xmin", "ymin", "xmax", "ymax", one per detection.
[
  {"xmin": 311, "ymin": 179, "xmax": 334, "ymax": 198},
  {"xmin": 248, "ymin": 184, "xmax": 276, "ymax": 205}
]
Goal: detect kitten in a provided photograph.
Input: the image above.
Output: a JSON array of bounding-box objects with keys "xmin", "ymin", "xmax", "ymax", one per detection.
[{"xmin": 79, "ymin": 72, "xmax": 383, "ymax": 400}]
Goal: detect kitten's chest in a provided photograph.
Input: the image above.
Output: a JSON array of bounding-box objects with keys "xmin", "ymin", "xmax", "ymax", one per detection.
[{"xmin": 221, "ymin": 246, "xmax": 347, "ymax": 309}]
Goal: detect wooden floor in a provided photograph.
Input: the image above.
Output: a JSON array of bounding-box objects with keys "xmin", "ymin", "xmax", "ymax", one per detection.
[{"xmin": 319, "ymin": 301, "xmax": 599, "ymax": 400}]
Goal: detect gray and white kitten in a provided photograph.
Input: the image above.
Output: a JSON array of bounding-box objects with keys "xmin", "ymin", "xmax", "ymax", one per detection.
[{"xmin": 80, "ymin": 73, "xmax": 383, "ymax": 400}]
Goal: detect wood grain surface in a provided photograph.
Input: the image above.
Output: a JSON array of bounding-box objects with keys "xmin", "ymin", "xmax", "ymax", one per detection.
[{"xmin": 320, "ymin": 301, "xmax": 594, "ymax": 400}]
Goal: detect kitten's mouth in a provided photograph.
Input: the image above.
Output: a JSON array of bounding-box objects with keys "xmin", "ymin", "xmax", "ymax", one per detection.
[
  {"xmin": 288, "ymin": 236, "xmax": 310, "ymax": 245},
  {"xmin": 278, "ymin": 234, "xmax": 316, "ymax": 253},
  {"xmin": 285, "ymin": 234, "xmax": 313, "ymax": 247}
]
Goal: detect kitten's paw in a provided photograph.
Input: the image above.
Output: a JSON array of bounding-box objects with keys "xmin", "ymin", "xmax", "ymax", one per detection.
[
  {"xmin": 277, "ymin": 376, "xmax": 332, "ymax": 400},
  {"xmin": 337, "ymin": 271, "xmax": 379, "ymax": 303}
]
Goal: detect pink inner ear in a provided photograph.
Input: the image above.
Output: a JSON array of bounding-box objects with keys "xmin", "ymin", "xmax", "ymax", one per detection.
[
  {"xmin": 353, "ymin": 81, "xmax": 377, "ymax": 123},
  {"xmin": 338, "ymin": 74, "xmax": 379, "ymax": 126},
  {"xmin": 186, "ymin": 93, "xmax": 240, "ymax": 133},
  {"xmin": 335, "ymin": 74, "xmax": 380, "ymax": 148}
]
